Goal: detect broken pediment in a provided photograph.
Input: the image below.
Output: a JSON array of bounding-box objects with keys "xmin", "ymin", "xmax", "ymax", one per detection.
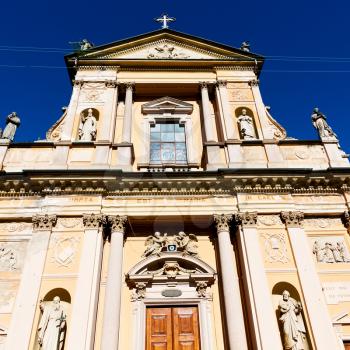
[{"xmin": 142, "ymin": 97, "xmax": 193, "ymax": 115}]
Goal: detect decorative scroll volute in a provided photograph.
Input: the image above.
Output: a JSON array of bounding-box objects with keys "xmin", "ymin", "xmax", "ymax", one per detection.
[
  {"xmin": 234, "ymin": 212, "xmax": 258, "ymax": 227},
  {"xmin": 213, "ymin": 214, "xmax": 233, "ymax": 233},
  {"xmin": 32, "ymin": 214, "xmax": 57, "ymax": 231},
  {"xmin": 281, "ymin": 211, "xmax": 304, "ymax": 228}
]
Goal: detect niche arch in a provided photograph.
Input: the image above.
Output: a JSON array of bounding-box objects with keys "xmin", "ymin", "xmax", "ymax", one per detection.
[{"xmin": 272, "ymin": 282, "xmax": 311, "ymax": 350}]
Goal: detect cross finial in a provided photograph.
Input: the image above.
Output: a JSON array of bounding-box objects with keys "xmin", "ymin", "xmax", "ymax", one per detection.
[{"xmin": 155, "ymin": 14, "xmax": 176, "ymax": 29}]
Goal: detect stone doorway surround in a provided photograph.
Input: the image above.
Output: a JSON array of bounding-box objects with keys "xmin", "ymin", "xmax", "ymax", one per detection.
[{"xmin": 126, "ymin": 253, "xmax": 216, "ymax": 350}]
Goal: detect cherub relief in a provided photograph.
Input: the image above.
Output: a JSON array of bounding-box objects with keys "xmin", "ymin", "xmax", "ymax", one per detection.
[
  {"xmin": 142, "ymin": 232, "xmax": 168, "ymax": 257},
  {"xmin": 174, "ymin": 231, "xmax": 198, "ymax": 257}
]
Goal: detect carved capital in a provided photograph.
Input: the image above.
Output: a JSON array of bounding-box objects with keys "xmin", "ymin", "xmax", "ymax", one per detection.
[
  {"xmin": 82, "ymin": 213, "xmax": 103, "ymax": 229},
  {"xmin": 281, "ymin": 211, "xmax": 304, "ymax": 227},
  {"xmin": 234, "ymin": 212, "xmax": 258, "ymax": 227},
  {"xmin": 105, "ymin": 80, "xmax": 118, "ymax": 88},
  {"xmin": 199, "ymin": 81, "xmax": 210, "ymax": 89},
  {"xmin": 108, "ymin": 215, "xmax": 127, "ymax": 233},
  {"xmin": 32, "ymin": 214, "xmax": 57, "ymax": 231},
  {"xmin": 73, "ymin": 79, "xmax": 84, "ymax": 87},
  {"xmin": 248, "ymin": 79, "xmax": 259, "ymax": 87},
  {"xmin": 216, "ymin": 80, "xmax": 227, "ymax": 87},
  {"xmin": 213, "ymin": 214, "xmax": 233, "ymax": 233},
  {"xmin": 196, "ymin": 281, "xmax": 208, "ymax": 298},
  {"xmin": 131, "ymin": 282, "xmax": 147, "ymax": 301},
  {"xmin": 124, "ymin": 82, "xmax": 135, "ymax": 90},
  {"xmin": 343, "ymin": 211, "xmax": 350, "ymax": 232}
]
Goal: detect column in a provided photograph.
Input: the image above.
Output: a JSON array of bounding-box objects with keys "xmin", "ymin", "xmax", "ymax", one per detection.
[
  {"xmin": 101, "ymin": 215, "xmax": 127, "ymax": 350},
  {"xmin": 5, "ymin": 215, "xmax": 56, "ymax": 350},
  {"xmin": 200, "ymin": 82, "xmax": 215, "ymax": 142},
  {"xmin": 234, "ymin": 212, "xmax": 282, "ymax": 350},
  {"xmin": 281, "ymin": 211, "xmax": 340, "ymax": 350},
  {"xmin": 94, "ymin": 81, "xmax": 118, "ymax": 165},
  {"xmin": 66, "ymin": 214, "xmax": 105, "ymax": 350},
  {"xmin": 213, "ymin": 214, "xmax": 248, "ymax": 350},
  {"xmin": 61, "ymin": 80, "xmax": 84, "ymax": 141}
]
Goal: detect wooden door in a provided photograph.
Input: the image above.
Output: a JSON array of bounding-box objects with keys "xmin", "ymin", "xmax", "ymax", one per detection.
[
  {"xmin": 146, "ymin": 306, "xmax": 200, "ymax": 350},
  {"xmin": 344, "ymin": 343, "xmax": 350, "ymax": 350}
]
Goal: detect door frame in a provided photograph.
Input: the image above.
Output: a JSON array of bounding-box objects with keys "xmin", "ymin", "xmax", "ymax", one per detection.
[{"xmin": 132, "ymin": 298, "xmax": 215, "ymax": 350}]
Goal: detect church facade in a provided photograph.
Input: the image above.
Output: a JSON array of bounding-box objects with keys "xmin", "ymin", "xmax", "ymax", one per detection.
[{"xmin": 1, "ymin": 28, "xmax": 350, "ymax": 350}]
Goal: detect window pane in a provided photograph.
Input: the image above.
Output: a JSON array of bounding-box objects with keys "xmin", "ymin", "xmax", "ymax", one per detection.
[
  {"xmin": 151, "ymin": 124, "xmax": 160, "ymax": 132},
  {"xmin": 150, "ymin": 149, "xmax": 161, "ymax": 161},
  {"xmin": 150, "ymin": 132, "xmax": 161, "ymax": 141},
  {"xmin": 176, "ymin": 142, "xmax": 186, "ymax": 150},
  {"xmin": 175, "ymin": 133, "xmax": 185, "ymax": 142},
  {"xmin": 176, "ymin": 149, "xmax": 187, "ymax": 161},
  {"xmin": 175, "ymin": 124, "xmax": 185, "ymax": 132},
  {"xmin": 161, "ymin": 132, "xmax": 175, "ymax": 142},
  {"xmin": 160, "ymin": 123, "xmax": 175, "ymax": 132},
  {"xmin": 161, "ymin": 143, "xmax": 175, "ymax": 161}
]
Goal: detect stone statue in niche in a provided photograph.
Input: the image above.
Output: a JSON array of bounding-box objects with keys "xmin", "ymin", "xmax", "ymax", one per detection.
[
  {"xmin": 174, "ymin": 231, "xmax": 198, "ymax": 257},
  {"xmin": 1, "ymin": 112, "xmax": 20, "ymax": 141},
  {"xmin": 142, "ymin": 232, "xmax": 168, "ymax": 257},
  {"xmin": 237, "ymin": 109, "xmax": 256, "ymax": 139},
  {"xmin": 278, "ymin": 290, "xmax": 307, "ymax": 350},
  {"xmin": 142, "ymin": 231, "xmax": 199, "ymax": 257},
  {"xmin": 78, "ymin": 108, "xmax": 97, "ymax": 141},
  {"xmin": 37, "ymin": 296, "xmax": 66, "ymax": 350},
  {"xmin": 311, "ymin": 108, "xmax": 337, "ymax": 139},
  {"xmin": 312, "ymin": 239, "xmax": 350, "ymax": 263}
]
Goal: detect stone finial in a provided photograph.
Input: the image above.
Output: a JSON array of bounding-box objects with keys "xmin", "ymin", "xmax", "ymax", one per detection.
[
  {"xmin": 234, "ymin": 212, "xmax": 258, "ymax": 227},
  {"xmin": 311, "ymin": 108, "xmax": 337, "ymax": 140},
  {"xmin": 32, "ymin": 214, "xmax": 57, "ymax": 231},
  {"xmin": 108, "ymin": 215, "xmax": 127, "ymax": 233},
  {"xmin": 82, "ymin": 213, "xmax": 103, "ymax": 229},
  {"xmin": 213, "ymin": 214, "xmax": 233, "ymax": 233},
  {"xmin": 281, "ymin": 211, "xmax": 304, "ymax": 227}
]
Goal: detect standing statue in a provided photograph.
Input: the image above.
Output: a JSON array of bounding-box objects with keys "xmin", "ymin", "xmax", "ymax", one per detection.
[
  {"xmin": 78, "ymin": 108, "xmax": 97, "ymax": 141},
  {"xmin": 174, "ymin": 231, "xmax": 198, "ymax": 256},
  {"xmin": 2, "ymin": 112, "xmax": 20, "ymax": 141},
  {"xmin": 278, "ymin": 290, "xmax": 307, "ymax": 350},
  {"xmin": 240, "ymin": 41, "xmax": 251, "ymax": 52},
  {"xmin": 237, "ymin": 109, "xmax": 256, "ymax": 139},
  {"xmin": 37, "ymin": 296, "xmax": 66, "ymax": 350},
  {"xmin": 79, "ymin": 39, "xmax": 93, "ymax": 51},
  {"xmin": 311, "ymin": 108, "xmax": 337, "ymax": 139},
  {"xmin": 142, "ymin": 232, "xmax": 168, "ymax": 257}
]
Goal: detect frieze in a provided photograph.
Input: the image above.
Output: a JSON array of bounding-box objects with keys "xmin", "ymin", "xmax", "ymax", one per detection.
[
  {"xmin": 312, "ymin": 237, "xmax": 350, "ymax": 263},
  {"xmin": 258, "ymin": 215, "xmax": 283, "ymax": 226},
  {"xmin": 56, "ymin": 218, "xmax": 83, "ymax": 230},
  {"xmin": 0, "ymin": 222, "xmax": 32, "ymax": 233},
  {"xmin": 304, "ymin": 218, "xmax": 342, "ymax": 229}
]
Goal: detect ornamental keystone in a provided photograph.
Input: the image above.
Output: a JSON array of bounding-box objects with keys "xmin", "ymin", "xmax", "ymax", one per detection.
[
  {"xmin": 281, "ymin": 211, "xmax": 304, "ymax": 227},
  {"xmin": 32, "ymin": 214, "xmax": 57, "ymax": 231},
  {"xmin": 213, "ymin": 214, "xmax": 233, "ymax": 233},
  {"xmin": 234, "ymin": 212, "xmax": 258, "ymax": 227}
]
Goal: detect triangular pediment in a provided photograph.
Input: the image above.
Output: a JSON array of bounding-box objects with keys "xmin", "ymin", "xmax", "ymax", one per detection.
[
  {"xmin": 70, "ymin": 29, "xmax": 262, "ymax": 62},
  {"xmin": 142, "ymin": 97, "xmax": 193, "ymax": 114}
]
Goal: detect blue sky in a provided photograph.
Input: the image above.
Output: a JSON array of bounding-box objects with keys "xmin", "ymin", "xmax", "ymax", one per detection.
[{"xmin": 0, "ymin": 0, "xmax": 349, "ymax": 152}]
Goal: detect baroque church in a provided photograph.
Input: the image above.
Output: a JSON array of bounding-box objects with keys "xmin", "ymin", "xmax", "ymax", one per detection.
[{"xmin": 1, "ymin": 19, "xmax": 350, "ymax": 350}]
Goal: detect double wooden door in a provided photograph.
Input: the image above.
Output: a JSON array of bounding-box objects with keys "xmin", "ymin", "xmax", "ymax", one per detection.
[{"xmin": 146, "ymin": 306, "xmax": 200, "ymax": 350}]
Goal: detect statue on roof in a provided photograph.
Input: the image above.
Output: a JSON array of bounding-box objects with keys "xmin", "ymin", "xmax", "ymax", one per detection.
[
  {"xmin": 79, "ymin": 39, "xmax": 93, "ymax": 51},
  {"xmin": 240, "ymin": 41, "xmax": 250, "ymax": 52},
  {"xmin": 1, "ymin": 112, "xmax": 20, "ymax": 141},
  {"xmin": 311, "ymin": 108, "xmax": 337, "ymax": 139}
]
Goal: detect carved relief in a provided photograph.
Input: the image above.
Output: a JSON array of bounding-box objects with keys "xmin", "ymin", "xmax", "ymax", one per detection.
[
  {"xmin": 304, "ymin": 218, "xmax": 341, "ymax": 229},
  {"xmin": 312, "ymin": 237, "xmax": 350, "ymax": 263},
  {"xmin": 0, "ymin": 282, "xmax": 17, "ymax": 313},
  {"xmin": 258, "ymin": 215, "xmax": 283, "ymax": 226},
  {"xmin": 50, "ymin": 235, "xmax": 80, "ymax": 267},
  {"xmin": 80, "ymin": 82, "xmax": 106, "ymax": 102},
  {"xmin": 148, "ymin": 261, "xmax": 196, "ymax": 278},
  {"xmin": 5, "ymin": 222, "xmax": 32, "ymax": 232},
  {"xmin": 196, "ymin": 281, "xmax": 208, "ymax": 298},
  {"xmin": 142, "ymin": 232, "xmax": 198, "ymax": 257},
  {"xmin": 56, "ymin": 218, "xmax": 83, "ymax": 230},
  {"xmin": 131, "ymin": 282, "xmax": 147, "ymax": 301},
  {"xmin": 147, "ymin": 44, "xmax": 190, "ymax": 59},
  {"xmin": 0, "ymin": 242, "xmax": 27, "ymax": 272},
  {"xmin": 263, "ymin": 232, "xmax": 289, "ymax": 264}
]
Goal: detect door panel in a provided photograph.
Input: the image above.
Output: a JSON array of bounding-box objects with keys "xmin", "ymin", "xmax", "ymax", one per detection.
[
  {"xmin": 173, "ymin": 307, "xmax": 200, "ymax": 350},
  {"xmin": 147, "ymin": 308, "xmax": 173, "ymax": 350}
]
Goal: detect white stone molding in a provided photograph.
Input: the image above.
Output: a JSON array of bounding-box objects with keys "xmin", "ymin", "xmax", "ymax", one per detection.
[
  {"xmin": 140, "ymin": 97, "xmax": 196, "ymax": 167},
  {"xmin": 213, "ymin": 214, "xmax": 248, "ymax": 350},
  {"xmin": 5, "ymin": 217, "xmax": 54, "ymax": 350},
  {"xmin": 32, "ymin": 214, "xmax": 57, "ymax": 231},
  {"xmin": 126, "ymin": 253, "xmax": 216, "ymax": 350},
  {"xmin": 235, "ymin": 214, "xmax": 282, "ymax": 349},
  {"xmin": 66, "ymin": 216, "xmax": 104, "ymax": 350},
  {"xmin": 283, "ymin": 213, "xmax": 340, "ymax": 349},
  {"xmin": 101, "ymin": 215, "xmax": 127, "ymax": 350},
  {"xmin": 281, "ymin": 211, "xmax": 304, "ymax": 228}
]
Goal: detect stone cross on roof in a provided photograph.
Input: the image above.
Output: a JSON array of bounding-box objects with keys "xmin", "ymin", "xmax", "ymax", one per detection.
[{"xmin": 155, "ymin": 14, "xmax": 176, "ymax": 29}]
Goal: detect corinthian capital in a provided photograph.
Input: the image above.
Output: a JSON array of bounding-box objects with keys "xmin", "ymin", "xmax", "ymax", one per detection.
[
  {"xmin": 108, "ymin": 215, "xmax": 127, "ymax": 233},
  {"xmin": 83, "ymin": 213, "xmax": 103, "ymax": 229},
  {"xmin": 199, "ymin": 81, "xmax": 210, "ymax": 89},
  {"xmin": 248, "ymin": 79, "xmax": 259, "ymax": 87},
  {"xmin": 73, "ymin": 79, "xmax": 84, "ymax": 87},
  {"xmin": 105, "ymin": 80, "xmax": 118, "ymax": 88},
  {"xmin": 281, "ymin": 211, "xmax": 304, "ymax": 227},
  {"xmin": 32, "ymin": 214, "xmax": 57, "ymax": 231},
  {"xmin": 234, "ymin": 212, "xmax": 258, "ymax": 227},
  {"xmin": 214, "ymin": 214, "xmax": 233, "ymax": 233},
  {"xmin": 343, "ymin": 211, "xmax": 350, "ymax": 232},
  {"xmin": 216, "ymin": 80, "xmax": 227, "ymax": 87},
  {"xmin": 124, "ymin": 82, "xmax": 135, "ymax": 90}
]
